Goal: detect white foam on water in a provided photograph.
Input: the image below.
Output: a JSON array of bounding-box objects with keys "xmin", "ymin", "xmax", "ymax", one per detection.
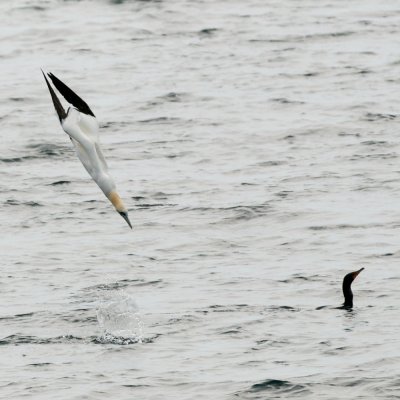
[{"xmin": 96, "ymin": 291, "xmax": 144, "ymax": 344}]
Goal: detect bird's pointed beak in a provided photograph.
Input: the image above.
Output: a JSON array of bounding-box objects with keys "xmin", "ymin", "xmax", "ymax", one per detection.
[
  {"xmin": 41, "ymin": 69, "xmax": 67, "ymax": 122},
  {"xmin": 352, "ymin": 267, "xmax": 364, "ymax": 279},
  {"xmin": 119, "ymin": 211, "xmax": 132, "ymax": 229}
]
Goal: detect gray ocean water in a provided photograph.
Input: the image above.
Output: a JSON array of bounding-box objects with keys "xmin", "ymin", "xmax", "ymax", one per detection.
[{"xmin": 1, "ymin": 0, "xmax": 400, "ymax": 398}]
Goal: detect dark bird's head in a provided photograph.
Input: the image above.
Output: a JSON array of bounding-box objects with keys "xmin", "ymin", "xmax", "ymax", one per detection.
[{"xmin": 342, "ymin": 267, "xmax": 364, "ymax": 309}]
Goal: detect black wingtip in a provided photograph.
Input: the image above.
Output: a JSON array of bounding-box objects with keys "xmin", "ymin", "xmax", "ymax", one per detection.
[
  {"xmin": 41, "ymin": 69, "xmax": 67, "ymax": 122},
  {"xmin": 47, "ymin": 72, "xmax": 95, "ymax": 117}
]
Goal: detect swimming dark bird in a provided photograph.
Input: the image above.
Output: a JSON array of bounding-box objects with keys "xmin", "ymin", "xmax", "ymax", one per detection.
[
  {"xmin": 316, "ymin": 267, "xmax": 364, "ymax": 310},
  {"xmin": 342, "ymin": 267, "xmax": 364, "ymax": 309}
]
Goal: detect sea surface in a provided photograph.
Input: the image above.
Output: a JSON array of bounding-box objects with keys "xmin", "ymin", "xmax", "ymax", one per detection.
[{"xmin": 1, "ymin": 0, "xmax": 400, "ymax": 399}]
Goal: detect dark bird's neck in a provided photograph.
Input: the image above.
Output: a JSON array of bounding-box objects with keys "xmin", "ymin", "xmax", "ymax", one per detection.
[
  {"xmin": 343, "ymin": 285, "xmax": 353, "ymax": 308},
  {"xmin": 342, "ymin": 274, "xmax": 354, "ymax": 308}
]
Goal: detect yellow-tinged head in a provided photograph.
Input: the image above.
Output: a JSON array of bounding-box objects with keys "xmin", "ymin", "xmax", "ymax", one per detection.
[{"xmin": 108, "ymin": 191, "xmax": 132, "ymax": 229}]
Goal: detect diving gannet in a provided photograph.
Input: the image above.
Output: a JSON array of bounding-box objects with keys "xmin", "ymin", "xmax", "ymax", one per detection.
[{"xmin": 42, "ymin": 71, "xmax": 132, "ymax": 229}]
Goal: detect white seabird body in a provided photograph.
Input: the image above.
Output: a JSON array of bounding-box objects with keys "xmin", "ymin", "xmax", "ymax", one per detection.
[
  {"xmin": 42, "ymin": 71, "xmax": 132, "ymax": 228},
  {"xmin": 62, "ymin": 109, "xmax": 114, "ymax": 195}
]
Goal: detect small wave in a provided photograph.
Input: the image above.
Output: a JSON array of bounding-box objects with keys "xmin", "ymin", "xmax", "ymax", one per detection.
[
  {"xmin": 0, "ymin": 334, "xmax": 85, "ymax": 346},
  {"xmin": 4, "ymin": 200, "xmax": 42, "ymax": 207},
  {"xmin": 0, "ymin": 155, "xmax": 35, "ymax": 163},
  {"xmin": 300, "ymin": 31, "xmax": 356, "ymax": 40},
  {"xmin": 368, "ymin": 252, "xmax": 396, "ymax": 259},
  {"xmin": 249, "ymin": 31, "xmax": 355, "ymax": 44},
  {"xmin": 153, "ymin": 191, "xmax": 179, "ymax": 199},
  {"xmin": 356, "ymin": 69, "xmax": 373, "ymax": 74},
  {"xmin": 225, "ymin": 205, "xmax": 271, "ymax": 222},
  {"xmin": 101, "ymin": 121, "xmax": 130, "ymax": 129},
  {"xmin": 28, "ymin": 362, "xmax": 52, "ymax": 367},
  {"xmin": 220, "ymin": 328, "xmax": 241, "ymax": 335},
  {"xmin": 275, "ymin": 190, "xmax": 292, "ymax": 198},
  {"xmin": 361, "ymin": 140, "xmax": 388, "ymax": 146},
  {"xmin": 203, "ymin": 304, "xmax": 250, "ymax": 314},
  {"xmin": 0, "ymin": 312, "xmax": 34, "ymax": 321},
  {"xmin": 279, "ymin": 273, "xmax": 321, "ymax": 283},
  {"xmin": 131, "ymin": 196, "xmax": 146, "ymax": 201},
  {"xmin": 308, "ymin": 223, "xmax": 385, "ymax": 231},
  {"xmin": 72, "ymin": 48, "xmax": 92, "ymax": 53},
  {"xmin": 235, "ymin": 379, "xmax": 309, "ymax": 398},
  {"xmin": 255, "ymin": 338, "xmax": 290, "ymax": 347},
  {"xmin": 250, "ymin": 379, "xmax": 307, "ymax": 393},
  {"xmin": 268, "ymin": 305, "xmax": 300, "ymax": 312},
  {"xmin": 86, "ymin": 279, "xmax": 163, "ymax": 292},
  {"xmin": 255, "ymin": 160, "xmax": 287, "ymax": 167},
  {"xmin": 122, "ymin": 384, "xmax": 151, "ymax": 388},
  {"xmin": 1, "ymin": 144, "xmax": 72, "ymax": 164},
  {"xmin": 110, "ymin": 0, "xmax": 162, "ymax": 4},
  {"xmin": 182, "ymin": 203, "xmax": 271, "ymax": 222},
  {"xmin": 270, "ymin": 97, "xmax": 305, "ymax": 105},
  {"xmin": 282, "ymin": 134, "xmax": 295, "ymax": 140},
  {"xmin": 163, "ymin": 314, "xmax": 201, "ymax": 325},
  {"xmin": 15, "ymin": 5, "xmax": 45, "ymax": 11},
  {"xmin": 137, "ymin": 203, "xmax": 174, "ymax": 209},
  {"xmin": 26, "ymin": 143, "xmax": 70, "ymax": 157},
  {"xmin": 50, "ymin": 180, "xmax": 71, "ymax": 186},
  {"xmin": 138, "ymin": 116, "xmax": 181, "ymax": 124},
  {"xmin": 350, "ymin": 152, "xmax": 397, "ymax": 160},
  {"xmin": 159, "ymin": 92, "xmax": 183, "ymax": 102},
  {"xmin": 338, "ymin": 132, "xmax": 361, "ymax": 137},
  {"xmin": 144, "ymin": 92, "xmax": 187, "ymax": 108},
  {"xmin": 198, "ymin": 28, "xmax": 218, "ymax": 36},
  {"xmin": 0, "ymin": 335, "xmax": 47, "ymax": 345},
  {"xmin": 363, "ymin": 112, "xmax": 397, "ymax": 121},
  {"xmin": 87, "ymin": 281, "xmax": 132, "ymax": 291}
]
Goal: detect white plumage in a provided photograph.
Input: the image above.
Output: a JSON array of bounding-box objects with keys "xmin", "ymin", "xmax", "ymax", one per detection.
[{"xmin": 42, "ymin": 71, "xmax": 132, "ymax": 229}]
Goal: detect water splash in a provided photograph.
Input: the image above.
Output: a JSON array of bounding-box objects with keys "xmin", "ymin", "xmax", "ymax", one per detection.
[{"xmin": 96, "ymin": 291, "xmax": 144, "ymax": 344}]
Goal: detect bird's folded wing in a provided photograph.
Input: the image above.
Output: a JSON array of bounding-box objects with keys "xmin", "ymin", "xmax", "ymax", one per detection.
[
  {"xmin": 48, "ymin": 72, "xmax": 95, "ymax": 117},
  {"xmin": 95, "ymin": 143, "xmax": 109, "ymax": 172}
]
